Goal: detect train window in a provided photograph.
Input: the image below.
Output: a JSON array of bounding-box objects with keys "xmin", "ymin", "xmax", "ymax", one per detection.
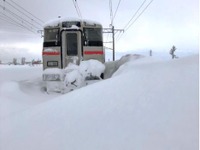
[
  {"xmin": 62, "ymin": 21, "xmax": 81, "ymax": 28},
  {"xmin": 66, "ymin": 33, "xmax": 78, "ymax": 56},
  {"xmin": 44, "ymin": 28, "xmax": 59, "ymax": 41},
  {"xmin": 83, "ymin": 28, "xmax": 103, "ymax": 46}
]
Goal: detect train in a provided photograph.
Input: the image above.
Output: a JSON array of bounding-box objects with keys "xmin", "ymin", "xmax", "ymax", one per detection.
[{"xmin": 42, "ymin": 18, "xmax": 105, "ymax": 82}]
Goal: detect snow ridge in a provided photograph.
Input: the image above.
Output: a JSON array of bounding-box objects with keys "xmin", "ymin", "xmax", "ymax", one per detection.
[{"xmin": 0, "ymin": 54, "xmax": 198, "ymax": 150}]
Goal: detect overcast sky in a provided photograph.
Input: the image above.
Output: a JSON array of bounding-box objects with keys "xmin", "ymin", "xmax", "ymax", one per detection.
[{"xmin": 0, "ymin": 0, "xmax": 199, "ymax": 61}]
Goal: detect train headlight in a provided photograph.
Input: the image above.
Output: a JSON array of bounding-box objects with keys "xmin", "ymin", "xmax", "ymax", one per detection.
[{"xmin": 43, "ymin": 74, "xmax": 61, "ymax": 81}]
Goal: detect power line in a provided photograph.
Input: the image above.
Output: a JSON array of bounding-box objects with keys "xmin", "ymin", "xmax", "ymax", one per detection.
[
  {"xmin": 109, "ymin": 0, "xmax": 113, "ymax": 25},
  {"xmin": 76, "ymin": 1, "xmax": 82, "ymax": 19},
  {"xmin": 0, "ymin": 0, "xmax": 45, "ymax": 35},
  {"xmin": 123, "ymin": 0, "xmax": 147, "ymax": 30},
  {"xmin": 72, "ymin": 0, "xmax": 82, "ymax": 19},
  {"xmin": 4, "ymin": 0, "xmax": 43, "ymax": 27},
  {"xmin": 0, "ymin": 11, "xmax": 36, "ymax": 33},
  {"xmin": 115, "ymin": 30, "xmax": 124, "ymax": 40},
  {"xmin": 0, "ymin": 14, "xmax": 22, "ymax": 28},
  {"xmin": 106, "ymin": 0, "xmax": 124, "ymax": 61},
  {"xmin": 125, "ymin": 0, "xmax": 154, "ymax": 32},
  {"xmin": 8, "ymin": 0, "xmax": 44, "ymax": 24},
  {"xmin": 112, "ymin": 0, "xmax": 122, "ymax": 23},
  {"xmin": 104, "ymin": 31, "xmax": 111, "ymax": 48},
  {"xmin": 0, "ymin": 4, "xmax": 40, "ymax": 30},
  {"xmin": 117, "ymin": 0, "xmax": 154, "ymax": 41}
]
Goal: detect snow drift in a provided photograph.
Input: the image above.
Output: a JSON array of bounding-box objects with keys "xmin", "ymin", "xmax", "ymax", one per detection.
[
  {"xmin": 0, "ymin": 54, "xmax": 199, "ymax": 150},
  {"xmin": 43, "ymin": 59, "xmax": 105, "ymax": 93}
]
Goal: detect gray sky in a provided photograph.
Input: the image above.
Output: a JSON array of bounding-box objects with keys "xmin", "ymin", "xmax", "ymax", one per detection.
[{"xmin": 0, "ymin": 0, "xmax": 199, "ymax": 60}]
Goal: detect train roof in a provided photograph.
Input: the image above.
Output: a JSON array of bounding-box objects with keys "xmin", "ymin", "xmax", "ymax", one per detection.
[{"xmin": 44, "ymin": 17, "xmax": 102, "ymax": 28}]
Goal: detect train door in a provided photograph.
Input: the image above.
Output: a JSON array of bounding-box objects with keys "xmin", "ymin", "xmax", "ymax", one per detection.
[{"xmin": 61, "ymin": 30, "xmax": 82, "ymax": 68}]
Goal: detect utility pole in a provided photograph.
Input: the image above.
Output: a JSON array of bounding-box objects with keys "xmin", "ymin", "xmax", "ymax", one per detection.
[
  {"xmin": 37, "ymin": 30, "xmax": 44, "ymax": 37},
  {"xmin": 112, "ymin": 26, "xmax": 115, "ymax": 61},
  {"xmin": 103, "ymin": 26, "xmax": 124, "ymax": 61}
]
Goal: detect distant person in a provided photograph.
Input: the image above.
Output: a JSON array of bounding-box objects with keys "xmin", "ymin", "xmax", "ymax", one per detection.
[{"xmin": 170, "ymin": 46, "xmax": 177, "ymax": 59}]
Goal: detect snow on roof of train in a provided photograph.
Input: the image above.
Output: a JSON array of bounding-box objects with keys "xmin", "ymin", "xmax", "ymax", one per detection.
[{"xmin": 44, "ymin": 17, "xmax": 102, "ymax": 28}]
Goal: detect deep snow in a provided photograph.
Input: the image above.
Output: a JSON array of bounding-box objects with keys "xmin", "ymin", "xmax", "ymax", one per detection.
[
  {"xmin": 43, "ymin": 59, "xmax": 105, "ymax": 93},
  {"xmin": 0, "ymin": 54, "xmax": 199, "ymax": 150}
]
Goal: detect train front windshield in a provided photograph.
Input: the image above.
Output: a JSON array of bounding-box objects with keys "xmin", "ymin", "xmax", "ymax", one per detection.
[
  {"xmin": 44, "ymin": 28, "xmax": 59, "ymax": 41},
  {"xmin": 83, "ymin": 28, "xmax": 103, "ymax": 46}
]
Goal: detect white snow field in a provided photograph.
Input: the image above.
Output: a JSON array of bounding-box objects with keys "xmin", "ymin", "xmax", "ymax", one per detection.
[{"xmin": 0, "ymin": 54, "xmax": 199, "ymax": 150}]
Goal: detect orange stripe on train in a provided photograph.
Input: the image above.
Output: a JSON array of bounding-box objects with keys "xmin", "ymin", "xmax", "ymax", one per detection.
[
  {"xmin": 42, "ymin": 52, "xmax": 60, "ymax": 55},
  {"xmin": 84, "ymin": 51, "xmax": 103, "ymax": 55}
]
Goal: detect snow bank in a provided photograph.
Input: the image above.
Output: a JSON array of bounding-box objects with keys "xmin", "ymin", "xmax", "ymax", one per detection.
[
  {"xmin": 0, "ymin": 65, "xmax": 55, "ymax": 119},
  {"xmin": 104, "ymin": 54, "xmax": 144, "ymax": 78},
  {"xmin": 44, "ymin": 59, "xmax": 105, "ymax": 93},
  {"xmin": 0, "ymin": 81, "xmax": 31, "ymax": 119},
  {"xmin": 0, "ymin": 54, "xmax": 198, "ymax": 150}
]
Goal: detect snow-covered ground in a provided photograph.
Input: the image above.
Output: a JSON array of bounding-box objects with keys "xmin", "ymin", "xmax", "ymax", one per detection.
[{"xmin": 0, "ymin": 54, "xmax": 199, "ymax": 150}]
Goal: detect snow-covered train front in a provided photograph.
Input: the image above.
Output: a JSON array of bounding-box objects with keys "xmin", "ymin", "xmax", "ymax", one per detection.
[{"xmin": 42, "ymin": 18, "xmax": 105, "ymax": 92}]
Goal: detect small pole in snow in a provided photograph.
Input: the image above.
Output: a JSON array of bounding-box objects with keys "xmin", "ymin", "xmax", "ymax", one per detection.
[{"xmin": 149, "ymin": 50, "xmax": 152, "ymax": 56}]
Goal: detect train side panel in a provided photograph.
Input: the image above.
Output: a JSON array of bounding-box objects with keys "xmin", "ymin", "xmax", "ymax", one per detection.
[
  {"xmin": 42, "ymin": 47, "xmax": 61, "ymax": 70},
  {"xmin": 83, "ymin": 46, "xmax": 105, "ymax": 63}
]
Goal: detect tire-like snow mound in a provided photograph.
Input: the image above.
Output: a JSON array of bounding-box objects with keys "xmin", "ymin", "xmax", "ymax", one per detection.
[{"xmin": 44, "ymin": 59, "xmax": 105, "ymax": 93}]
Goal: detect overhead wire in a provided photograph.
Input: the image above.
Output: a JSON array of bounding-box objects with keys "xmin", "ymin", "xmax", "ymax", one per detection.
[
  {"xmin": 72, "ymin": 0, "xmax": 82, "ymax": 19},
  {"xmin": 0, "ymin": 11, "xmax": 36, "ymax": 33},
  {"xmin": 123, "ymin": 0, "xmax": 147, "ymax": 30},
  {"xmin": 111, "ymin": 0, "xmax": 123, "ymax": 41},
  {"xmin": 8, "ymin": 0, "xmax": 44, "ymax": 24},
  {"xmin": 0, "ymin": 0, "xmax": 45, "ymax": 34},
  {"xmin": 109, "ymin": 0, "xmax": 113, "ymax": 25},
  {"xmin": 76, "ymin": 1, "xmax": 82, "ymax": 19},
  {"xmin": 112, "ymin": 0, "xmax": 122, "ymax": 23},
  {"xmin": 4, "ymin": 0, "xmax": 43, "ymax": 27},
  {"xmin": 115, "ymin": 29, "xmax": 123, "ymax": 40},
  {"xmin": 105, "ymin": 0, "xmax": 116, "ymax": 49},
  {"xmin": 103, "ymin": 0, "xmax": 112, "ymax": 50},
  {"xmin": 0, "ymin": 4, "xmax": 40, "ymax": 31},
  {"xmin": 0, "ymin": 13, "xmax": 22, "ymax": 28},
  {"xmin": 125, "ymin": 0, "xmax": 154, "ymax": 31},
  {"xmin": 117, "ymin": 0, "xmax": 154, "ymax": 41}
]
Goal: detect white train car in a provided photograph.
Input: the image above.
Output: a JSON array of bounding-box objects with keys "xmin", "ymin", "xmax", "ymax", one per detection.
[{"xmin": 42, "ymin": 18, "xmax": 105, "ymax": 81}]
